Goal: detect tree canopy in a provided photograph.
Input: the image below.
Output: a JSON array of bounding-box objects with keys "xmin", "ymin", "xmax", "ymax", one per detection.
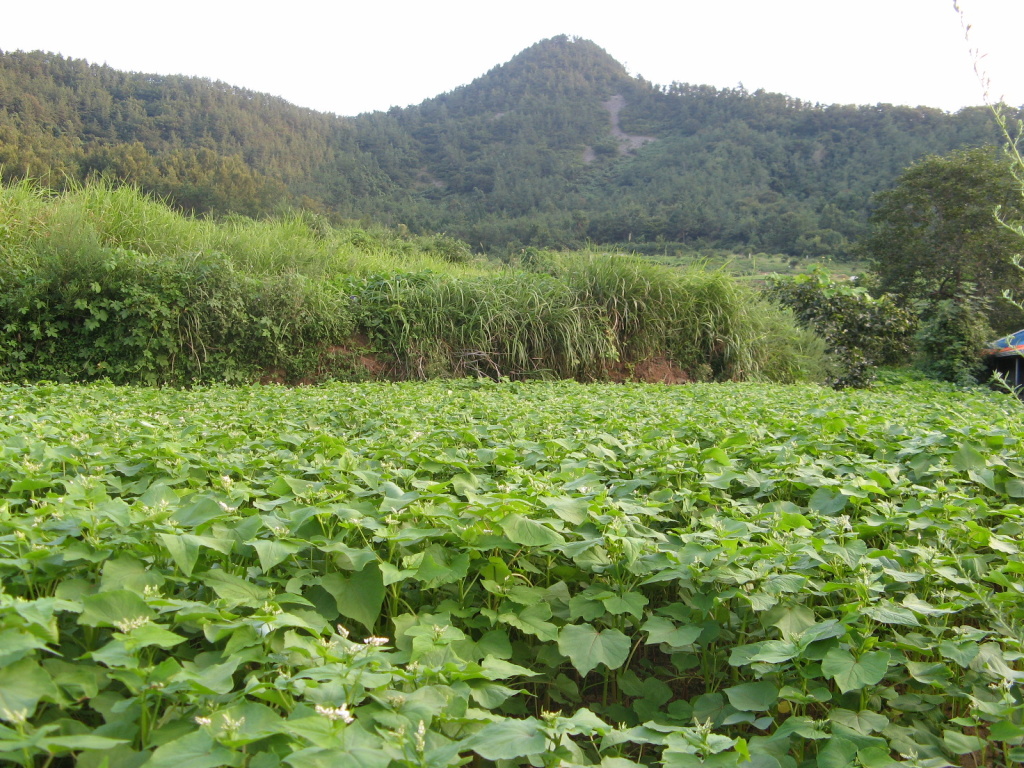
[{"xmin": 860, "ymin": 147, "xmax": 1024, "ymax": 333}]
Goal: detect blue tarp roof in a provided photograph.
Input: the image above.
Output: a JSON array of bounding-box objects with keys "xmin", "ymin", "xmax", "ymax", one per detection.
[{"xmin": 986, "ymin": 329, "xmax": 1024, "ymax": 357}]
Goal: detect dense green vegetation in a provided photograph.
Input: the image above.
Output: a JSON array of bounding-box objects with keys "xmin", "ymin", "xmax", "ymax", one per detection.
[
  {"xmin": 763, "ymin": 271, "xmax": 916, "ymax": 389},
  {"xmin": 859, "ymin": 147, "xmax": 1024, "ymax": 335},
  {"xmin": 1, "ymin": 378, "xmax": 1023, "ymax": 767},
  {"xmin": 846, "ymin": 144, "xmax": 1024, "ymax": 386},
  {"xmin": 0, "ymin": 181, "xmax": 821, "ymax": 386},
  {"xmin": 0, "ymin": 38, "xmax": 1012, "ymax": 255},
  {"xmin": 5, "ymin": 18, "xmax": 1024, "ymax": 768}
]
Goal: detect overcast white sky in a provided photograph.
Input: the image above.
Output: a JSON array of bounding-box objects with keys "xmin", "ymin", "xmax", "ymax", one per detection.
[{"xmin": 2, "ymin": 0, "xmax": 1021, "ymax": 117}]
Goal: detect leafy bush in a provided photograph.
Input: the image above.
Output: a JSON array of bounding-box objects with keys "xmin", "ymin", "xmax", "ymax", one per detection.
[
  {"xmin": 860, "ymin": 146, "xmax": 1024, "ymax": 333},
  {"xmin": 915, "ymin": 292, "xmax": 994, "ymax": 385},
  {"xmin": 764, "ymin": 269, "xmax": 916, "ymax": 387},
  {"xmin": 0, "ymin": 248, "xmax": 356, "ymax": 384}
]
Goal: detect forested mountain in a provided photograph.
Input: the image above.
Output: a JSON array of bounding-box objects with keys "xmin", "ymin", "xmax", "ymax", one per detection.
[{"xmin": 0, "ymin": 37, "xmax": 1011, "ymax": 255}]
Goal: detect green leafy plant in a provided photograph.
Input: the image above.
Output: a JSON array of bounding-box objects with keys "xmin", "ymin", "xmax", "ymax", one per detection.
[
  {"xmin": 0, "ymin": 377, "xmax": 1022, "ymax": 765},
  {"xmin": 0, "ymin": 180, "xmax": 826, "ymax": 386},
  {"xmin": 764, "ymin": 268, "xmax": 916, "ymax": 387}
]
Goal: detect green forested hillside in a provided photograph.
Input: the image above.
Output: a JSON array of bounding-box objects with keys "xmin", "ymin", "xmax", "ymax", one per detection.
[{"xmin": 0, "ymin": 37, "xmax": 1011, "ymax": 255}]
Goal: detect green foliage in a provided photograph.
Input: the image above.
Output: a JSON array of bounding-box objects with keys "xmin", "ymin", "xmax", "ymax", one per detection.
[
  {"xmin": 0, "ymin": 247, "xmax": 357, "ymax": 385},
  {"xmin": 861, "ymin": 146, "xmax": 1024, "ymax": 333},
  {"xmin": 915, "ymin": 293, "xmax": 994, "ymax": 385},
  {"xmin": 0, "ymin": 181, "xmax": 826, "ymax": 385},
  {"xmin": 1, "ymin": 378, "xmax": 1024, "ymax": 766},
  {"xmin": 526, "ymin": 251, "xmax": 828, "ymax": 382},
  {"xmin": 764, "ymin": 269, "xmax": 916, "ymax": 387},
  {"xmin": 0, "ymin": 182, "xmax": 433, "ymax": 384},
  {"xmin": 352, "ymin": 251, "xmax": 826, "ymax": 383},
  {"xmin": 355, "ymin": 269, "xmax": 615, "ymax": 380}
]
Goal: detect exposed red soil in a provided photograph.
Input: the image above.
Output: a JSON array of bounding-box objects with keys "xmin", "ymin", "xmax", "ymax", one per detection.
[
  {"xmin": 603, "ymin": 357, "xmax": 690, "ymax": 385},
  {"xmin": 259, "ymin": 334, "xmax": 389, "ymax": 385},
  {"xmin": 261, "ymin": 341, "xmax": 691, "ymax": 387}
]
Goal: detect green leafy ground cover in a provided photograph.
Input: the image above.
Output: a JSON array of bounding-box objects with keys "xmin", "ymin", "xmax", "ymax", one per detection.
[{"xmin": 0, "ymin": 379, "xmax": 1022, "ymax": 767}]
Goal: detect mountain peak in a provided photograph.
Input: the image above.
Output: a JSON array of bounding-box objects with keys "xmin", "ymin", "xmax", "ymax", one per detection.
[
  {"xmin": 414, "ymin": 36, "xmax": 637, "ymax": 116},
  {"xmin": 485, "ymin": 35, "xmax": 632, "ymax": 95}
]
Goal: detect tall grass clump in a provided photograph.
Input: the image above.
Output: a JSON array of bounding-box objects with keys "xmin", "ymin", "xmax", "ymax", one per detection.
[
  {"xmin": 524, "ymin": 251, "xmax": 826, "ymax": 382},
  {"xmin": 0, "ymin": 179, "xmax": 52, "ymax": 268},
  {"xmin": 1, "ymin": 180, "xmax": 485, "ymax": 277},
  {"xmin": 357, "ymin": 271, "xmax": 615, "ymax": 379},
  {"xmin": 0, "ymin": 182, "xmax": 363, "ymax": 384},
  {"xmin": 205, "ymin": 212, "xmax": 489, "ymax": 279}
]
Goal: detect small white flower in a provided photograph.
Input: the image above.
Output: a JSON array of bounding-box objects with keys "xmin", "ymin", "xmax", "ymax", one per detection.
[
  {"xmin": 194, "ymin": 716, "xmax": 212, "ymax": 726},
  {"xmin": 1, "ymin": 708, "xmax": 28, "ymax": 725},
  {"xmin": 414, "ymin": 720, "xmax": 427, "ymax": 752},
  {"xmin": 220, "ymin": 715, "xmax": 246, "ymax": 733},
  {"xmin": 362, "ymin": 636, "xmax": 389, "ymax": 647},
  {"xmin": 114, "ymin": 616, "xmax": 150, "ymax": 633},
  {"xmin": 315, "ymin": 704, "xmax": 355, "ymax": 723},
  {"xmin": 336, "ymin": 624, "xmax": 350, "ymax": 639}
]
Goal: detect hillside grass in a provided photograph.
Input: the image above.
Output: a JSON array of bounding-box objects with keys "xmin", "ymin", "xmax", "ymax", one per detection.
[{"xmin": 0, "ymin": 180, "xmax": 825, "ymax": 386}]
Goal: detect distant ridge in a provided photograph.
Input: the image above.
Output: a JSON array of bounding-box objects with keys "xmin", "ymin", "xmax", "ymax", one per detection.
[{"xmin": 0, "ymin": 40, "xmax": 1010, "ymax": 256}]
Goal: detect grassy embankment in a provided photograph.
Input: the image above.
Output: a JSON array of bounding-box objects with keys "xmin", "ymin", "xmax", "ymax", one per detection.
[{"xmin": 0, "ymin": 181, "xmax": 824, "ymax": 386}]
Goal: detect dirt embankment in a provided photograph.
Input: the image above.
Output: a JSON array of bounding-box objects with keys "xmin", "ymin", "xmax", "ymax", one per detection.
[
  {"xmin": 262, "ymin": 341, "xmax": 691, "ymax": 386},
  {"xmin": 603, "ymin": 357, "xmax": 690, "ymax": 385}
]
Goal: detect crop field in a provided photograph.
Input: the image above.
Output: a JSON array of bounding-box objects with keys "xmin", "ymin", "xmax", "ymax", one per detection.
[{"xmin": 1, "ymin": 378, "xmax": 1023, "ymax": 767}]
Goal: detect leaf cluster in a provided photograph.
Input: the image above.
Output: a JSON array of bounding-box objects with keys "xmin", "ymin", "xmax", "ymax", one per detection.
[
  {"xmin": 860, "ymin": 147, "xmax": 1024, "ymax": 334},
  {"xmin": 0, "ymin": 180, "xmax": 824, "ymax": 386},
  {"xmin": 763, "ymin": 270, "xmax": 916, "ymax": 388}
]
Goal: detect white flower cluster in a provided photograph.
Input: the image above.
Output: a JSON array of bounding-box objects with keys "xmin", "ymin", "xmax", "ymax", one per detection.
[
  {"xmin": 315, "ymin": 703, "xmax": 355, "ymax": 723},
  {"xmin": 114, "ymin": 616, "xmax": 150, "ymax": 633}
]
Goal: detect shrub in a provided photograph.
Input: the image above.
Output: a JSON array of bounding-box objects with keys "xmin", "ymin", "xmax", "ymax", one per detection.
[
  {"xmin": 0, "ymin": 180, "xmax": 827, "ymax": 386},
  {"xmin": 0, "ymin": 247, "xmax": 357, "ymax": 385},
  {"xmin": 915, "ymin": 293, "xmax": 993, "ymax": 386},
  {"xmin": 764, "ymin": 268, "xmax": 916, "ymax": 387}
]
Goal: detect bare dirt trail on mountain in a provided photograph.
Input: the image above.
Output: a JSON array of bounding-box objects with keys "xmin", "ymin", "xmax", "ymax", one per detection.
[{"xmin": 603, "ymin": 94, "xmax": 656, "ymax": 153}]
